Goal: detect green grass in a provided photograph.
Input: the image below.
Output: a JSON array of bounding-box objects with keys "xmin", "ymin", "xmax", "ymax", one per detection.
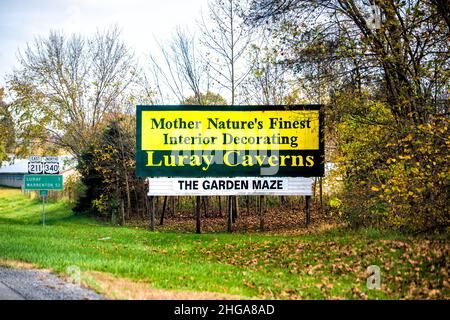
[{"xmin": 0, "ymin": 187, "xmax": 448, "ymax": 299}]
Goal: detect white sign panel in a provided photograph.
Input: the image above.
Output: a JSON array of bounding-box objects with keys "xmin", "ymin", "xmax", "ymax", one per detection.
[
  {"xmin": 29, "ymin": 156, "xmax": 42, "ymax": 162},
  {"xmin": 28, "ymin": 161, "xmax": 44, "ymax": 174},
  {"xmin": 44, "ymin": 156, "xmax": 58, "ymax": 163},
  {"xmin": 27, "ymin": 156, "xmax": 60, "ymax": 174},
  {"xmin": 148, "ymin": 177, "xmax": 313, "ymax": 196},
  {"xmin": 28, "ymin": 156, "xmax": 43, "ymax": 174},
  {"xmin": 44, "ymin": 162, "xmax": 60, "ymax": 174}
]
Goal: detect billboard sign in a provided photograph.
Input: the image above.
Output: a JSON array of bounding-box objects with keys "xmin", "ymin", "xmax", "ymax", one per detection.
[{"xmin": 136, "ymin": 105, "xmax": 324, "ymax": 179}]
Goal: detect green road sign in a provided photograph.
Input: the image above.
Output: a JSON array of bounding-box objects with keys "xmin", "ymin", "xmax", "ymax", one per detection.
[
  {"xmin": 39, "ymin": 190, "xmax": 48, "ymax": 197},
  {"xmin": 24, "ymin": 174, "xmax": 63, "ymax": 190}
]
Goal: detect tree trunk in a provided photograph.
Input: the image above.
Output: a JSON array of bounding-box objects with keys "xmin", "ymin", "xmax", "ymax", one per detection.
[
  {"xmin": 120, "ymin": 198, "xmax": 125, "ymax": 226},
  {"xmin": 133, "ymin": 189, "xmax": 139, "ymax": 219},
  {"xmin": 124, "ymin": 172, "xmax": 131, "ymax": 219},
  {"xmin": 313, "ymin": 178, "xmax": 317, "ymax": 200},
  {"xmin": 203, "ymin": 196, "xmax": 209, "ymax": 217},
  {"xmin": 305, "ymin": 195, "xmax": 311, "ymax": 226},
  {"xmin": 143, "ymin": 181, "xmax": 148, "ymax": 219},
  {"xmin": 171, "ymin": 197, "xmax": 176, "ymax": 216},
  {"xmin": 246, "ymin": 196, "xmax": 250, "ymax": 215}
]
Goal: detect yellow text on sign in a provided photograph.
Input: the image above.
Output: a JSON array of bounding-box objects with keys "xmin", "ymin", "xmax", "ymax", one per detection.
[{"xmin": 141, "ymin": 110, "xmax": 319, "ymax": 151}]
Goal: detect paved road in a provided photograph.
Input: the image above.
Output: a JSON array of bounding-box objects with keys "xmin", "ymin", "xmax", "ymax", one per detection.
[{"xmin": 0, "ymin": 267, "xmax": 104, "ymax": 300}]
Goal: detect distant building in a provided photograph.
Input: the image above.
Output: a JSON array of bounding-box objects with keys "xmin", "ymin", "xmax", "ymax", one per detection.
[{"xmin": 0, "ymin": 156, "xmax": 76, "ymax": 188}]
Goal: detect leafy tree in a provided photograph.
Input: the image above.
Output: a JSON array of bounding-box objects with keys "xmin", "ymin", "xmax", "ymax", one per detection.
[
  {"xmin": 0, "ymin": 88, "xmax": 15, "ymax": 163},
  {"xmin": 200, "ymin": 0, "xmax": 257, "ymax": 228},
  {"xmin": 247, "ymin": 0, "xmax": 450, "ymax": 232},
  {"xmin": 183, "ymin": 91, "xmax": 227, "ymax": 105},
  {"xmin": 76, "ymin": 115, "xmax": 148, "ymax": 224}
]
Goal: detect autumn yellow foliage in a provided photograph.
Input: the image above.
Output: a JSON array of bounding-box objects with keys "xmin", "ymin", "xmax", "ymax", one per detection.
[{"xmin": 330, "ymin": 93, "xmax": 449, "ymax": 233}]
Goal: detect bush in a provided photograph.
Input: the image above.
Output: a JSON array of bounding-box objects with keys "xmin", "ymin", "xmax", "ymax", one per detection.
[
  {"xmin": 331, "ymin": 93, "xmax": 449, "ymax": 233},
  {"xmin": 74, "ymin": 117, "xmax": 148, "ymax": 223},
  {"xmin": 63, "ymin": 173, "xmax": 86, "ymax": 204}
]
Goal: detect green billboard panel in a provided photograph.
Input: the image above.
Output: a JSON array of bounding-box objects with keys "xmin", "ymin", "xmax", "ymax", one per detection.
[
  {"xmin": 136, "ymin": 105, "xmax": 324, "ymax": 178},
  {"xmin": 24, "ymin": 174, "xmax": 63, "ymax": 190}
]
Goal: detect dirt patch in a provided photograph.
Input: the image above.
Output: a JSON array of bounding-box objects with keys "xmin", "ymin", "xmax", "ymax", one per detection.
[
  {"xmin": 127, "ymin": 204, "xmax": 340, "ymax": 235},
  {"xmin": 0, "ymin": 259, "xmax": 41, "ymax": 270},
  {"xmin": 84, "ymin": 271, "xmax": 246, "ymax": 300}
]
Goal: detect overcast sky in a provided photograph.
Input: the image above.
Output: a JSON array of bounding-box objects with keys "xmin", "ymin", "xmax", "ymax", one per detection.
[{"xmin": 0, "ymin": 0, "xmax": 207, "ymax": 88}]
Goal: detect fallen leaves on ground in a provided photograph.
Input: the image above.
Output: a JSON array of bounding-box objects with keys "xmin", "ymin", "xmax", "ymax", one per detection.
[
  {"xmin": 199, "ymin": 237, "xmax": 449, "ymax": 300},
  {"xmin": 125, "ymin": 203, "xmax": 449, "ymax": 300}
]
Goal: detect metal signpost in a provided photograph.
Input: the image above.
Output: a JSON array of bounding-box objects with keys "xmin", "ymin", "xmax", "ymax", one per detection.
[
  {"xmin": 40, "ymin": 190, "xmax": 47, "ymax": 225},
  {"xmin": 24, "ymin": 157, "xmax": 63, "ymax": 226},
  {"xmin": 136, "ymin": 105, "xmax": 324, "ymax": 233}
]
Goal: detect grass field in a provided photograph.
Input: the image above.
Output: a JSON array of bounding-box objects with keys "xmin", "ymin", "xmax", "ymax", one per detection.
[{"xmin": 0, "ymin": 187, "xmax": 448, "ymax": 299}]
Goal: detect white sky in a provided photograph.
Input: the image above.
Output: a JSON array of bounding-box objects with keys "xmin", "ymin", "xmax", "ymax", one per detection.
[{"xmin": 0, "ymin": 0, "xmax": 208, "ymax": 88}]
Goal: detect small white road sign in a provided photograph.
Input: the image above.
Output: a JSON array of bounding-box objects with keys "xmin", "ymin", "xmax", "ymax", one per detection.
[
  {"xmin": 28, "ymin": 156, "xmax": 43, "ymax": 174},
  {"xmin": 27, "ymin": 156, "xmax": 60, "ymax": 174}
]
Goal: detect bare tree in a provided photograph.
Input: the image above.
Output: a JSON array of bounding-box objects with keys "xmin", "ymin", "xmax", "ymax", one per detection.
[
  {"xmin": 241, "ymin": 43, "xmax": 293, "ymax": 105},
  {"xmin": 148, "ymin": 27, "xmax": 211, "ymax": 104},
  {"xmin": 200, "ymin": 0, "xmax": 256, "ymax": 229},
  {"xmin": 8, "ymin": 26, "xmax": 137, "ymax": 157},
  {"xmin": 146, "ymin": 27, "xmax": 221, "ymax": 232},
  {"xmin": 200, "ymin": 0, "xmax": 254, "ymax": 105}
]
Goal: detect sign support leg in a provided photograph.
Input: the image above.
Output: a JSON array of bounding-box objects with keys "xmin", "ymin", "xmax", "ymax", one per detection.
[
  {"xmin": 42, "ymin": 195, "xmax": 45, "ymax": 226},
  {"xmin": 259, "ymin": 195, "xmax": 265, "ymax": 231},
  {"xmin": 195, "ymin": 196, "xmax": 201, "ymax": 234},
  {"xmin": 319, "ymin": 177, "xmax": 323, "ymax": 215},
  {"xmin": 150, "ymin": 196, "xmax": 155, "ymax": 231},
  {"xmin": 305, "ymin": 195, "xmax": 311, "ymax": 226},
  {"xmin": 227, "ymin": 196, "xmax": 233, "ymax": 233}
]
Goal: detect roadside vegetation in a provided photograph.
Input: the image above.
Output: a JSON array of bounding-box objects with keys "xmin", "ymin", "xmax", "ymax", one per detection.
[
  {"xmin": 1, "ymin": 188, "xmax": 448, "ymax": 300},
  {"xmin": 1, "ymin": 0, "xmax": 448, "ymax": 235},
  {"xmin": 0, "ymin": 0, "xmax": 448, "ymax": 301}
]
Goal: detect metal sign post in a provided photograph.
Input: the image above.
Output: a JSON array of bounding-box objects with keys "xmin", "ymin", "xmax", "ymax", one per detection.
[
  {"xmin": 42, "ymin": 193, "xmax": 45, "ymax": 226},
  {"xmin": 24, "ymin": 176, "xmax": 62, "ymax": 226},
  {"xmin": 39, "ymin": 190, "xmax": 48, "ymax": 226}
]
